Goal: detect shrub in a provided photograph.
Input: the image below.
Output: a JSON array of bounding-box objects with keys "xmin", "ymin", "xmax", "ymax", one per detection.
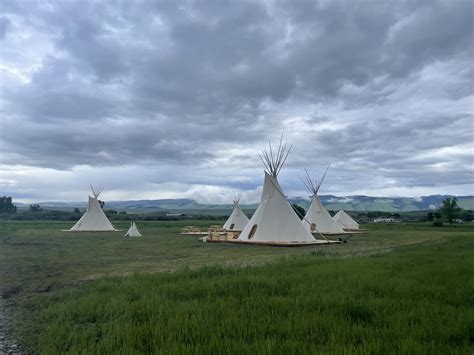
[{"xmin": 432, "ymin": 220, "xmax": 444, "ymax": 227}]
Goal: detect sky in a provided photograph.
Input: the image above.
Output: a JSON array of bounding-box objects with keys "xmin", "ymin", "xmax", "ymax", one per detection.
[{"xmin": 0, "ymin": 0, "xmax": 473, "ymax": 204}]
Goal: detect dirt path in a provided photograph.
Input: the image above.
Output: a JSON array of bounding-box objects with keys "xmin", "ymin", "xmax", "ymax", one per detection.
[{"xmin": 0, "ymin": 301, "xmax": 21, "ymax": 355}]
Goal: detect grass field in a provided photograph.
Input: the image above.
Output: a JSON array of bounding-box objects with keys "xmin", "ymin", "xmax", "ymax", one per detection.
[{"xmin": 0, "ymin": 220, "xmax": 473, "ymax": 353}]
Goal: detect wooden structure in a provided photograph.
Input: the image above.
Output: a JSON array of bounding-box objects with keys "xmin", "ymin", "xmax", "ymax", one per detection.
[{"xmin": 180, "ymin": 226, "xmax": 208, "ymax": 236}]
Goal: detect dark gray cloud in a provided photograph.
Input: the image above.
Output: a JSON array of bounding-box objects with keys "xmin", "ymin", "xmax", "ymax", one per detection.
[
  {"xmin": 0, "ymin": 0, "xmax": 473, "ymax": 201},
  {"xmin": 0, "ymin": 16, "xmax": 10, "ymax": 39}
]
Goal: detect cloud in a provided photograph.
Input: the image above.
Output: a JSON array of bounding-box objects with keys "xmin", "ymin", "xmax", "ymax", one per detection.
[
  {"xmin": 0, "ymin": 16, "xmax": 10, "ymax": 39},
  {"xmin": 0, "ymin": 0, "xmax": 473, "ymax": 202}
]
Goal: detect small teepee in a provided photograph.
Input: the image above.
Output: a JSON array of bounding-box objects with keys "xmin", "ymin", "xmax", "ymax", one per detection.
[
  {"xmin": 301, "ymin": 167, "xmax": 346, "ymax": 235},
  {"xmin": 223, "ymin": 195, "xmax": 249, "ymax": 231},
  {"xmin": 333, "ymin": 209, "xmax": 359, "ymax": 230},
  {"xmin": 124, "ymin": 221, "xmax": 142, "ymax": 237},
  {"xmin": 68, "ymin": 186, "xmax": 118, "ymax": 232},
  {"xmin": 238, "ymin": 138, "xmax": 316, "ymax": 244}
]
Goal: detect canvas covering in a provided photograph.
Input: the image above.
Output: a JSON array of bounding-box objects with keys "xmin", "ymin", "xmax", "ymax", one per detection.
[
  {"xmin": 333, "ymin": 209, "xmax": 359, "ymax": 230},
  {"xmin": 238, "ymin": 172, "xmax": 315, "ymax": 243},
  {"xmin": 69, "ymin": 196, "xmax": 117, "ymax": 231},
  {"xmin": 124, "ymin": 222, "xmax": 142, "ymax": 237},
  {"xmin": 303, "ymin": 195, "xmax": 346, "ymax": 234},
  {"xmin": 223, "ymin": 203, "xmax": 249, "ymax": 231}
]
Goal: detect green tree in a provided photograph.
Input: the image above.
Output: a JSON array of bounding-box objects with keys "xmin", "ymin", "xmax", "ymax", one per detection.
[
  {"xmin": 461, "ymin": 210, "xmax": 473, "ymax": 222},
  {"xmin": 367, "ymin": 211, "xmax": 375, "ymax": 219},
  {"xmin": 438, "ymin": 197, "xmax": 461, "ymax": 224},
  {"xmin": 29, "ymin": 204, "xmax": 43, "ymax": 212},
  {"xmin": 427, "ymin": 212, "xmax": 434, "ymax": 221},
  {"xmin": 291, "ymin": 204, "xmax": 306, "ymax": 220},
  {"xmin": 0, "ymin": 196, "xmax": 17, "ymax": 213}
]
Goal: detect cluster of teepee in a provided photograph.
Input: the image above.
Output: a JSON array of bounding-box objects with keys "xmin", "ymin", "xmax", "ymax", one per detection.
[
  {"xmin": 66, "ymin": 185, "xmax": 142, "ymax": 237},
  {"xmin": 220, "ymin": 138, "xmax": 357, "ymax": 245},
  {"xmin": 67, "ymin": 138, "xmax": 358, "ymax": 245}
]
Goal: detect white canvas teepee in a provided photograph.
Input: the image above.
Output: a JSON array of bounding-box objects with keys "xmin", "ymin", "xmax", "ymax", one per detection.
[
  {"xmin": 223, "ymin": 196, "xmax": 249, "ymax": 231},
  {"xmin": 124, "ymin": 222, "xmax": 142, "ymax": 237},
  {"xmin": 238, "ymin": 139, "xmax": 315, "ymax": 244},
  {"xmin": 301, "ymin": 167, "xmax": 346, "ymax": 235},
  {"xmin": 333, "ymin": 209, "xmax": 359, "ymax": 230},
  {"xmin": 69, "ymin": 186, "xmax": 117, "ymax": 232}
]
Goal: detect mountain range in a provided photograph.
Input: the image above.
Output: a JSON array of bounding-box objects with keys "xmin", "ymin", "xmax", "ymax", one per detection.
[{"xmin": 16, "ymin": 195, "xmax": 474, "ymax": 213}]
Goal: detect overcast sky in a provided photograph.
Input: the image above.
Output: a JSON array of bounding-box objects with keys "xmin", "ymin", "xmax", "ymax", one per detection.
[{"xmin": 1, "ymin": 0, "xmax": 473, "ymax": 203}]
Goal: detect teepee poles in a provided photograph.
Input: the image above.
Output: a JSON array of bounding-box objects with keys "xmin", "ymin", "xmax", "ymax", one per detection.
[
  {"xmin": 258, "ymin": 134, "xmax": 292, "ymax": 176},
  {"xmin": 233, "ymin": 192, "xmax": 241, "ymax": 205},
  {"xmin": 316, "ymin": 164, "xmax": 330, "ymax": 194},
  {"xmin": 299, "ymin": 164, "xmax": 331, "ymax": 196},
  {"xmin": 90, "ymin": 185, "xmax": 104, "ymax": 198}
]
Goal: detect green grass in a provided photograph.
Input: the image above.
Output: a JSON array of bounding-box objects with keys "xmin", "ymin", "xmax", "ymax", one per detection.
[{"xmin": 1, "ymin": 220, "xmax": 473, "ymax": 353}]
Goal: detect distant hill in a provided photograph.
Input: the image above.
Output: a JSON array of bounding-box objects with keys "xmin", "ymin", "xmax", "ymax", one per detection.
[
  {"xmin": 16, "ymin": 195, "xmax": 474, "ymax": 213},
  {"xmin": 300, "ymin": 195, "xmax": 474, "ymax": 212}
]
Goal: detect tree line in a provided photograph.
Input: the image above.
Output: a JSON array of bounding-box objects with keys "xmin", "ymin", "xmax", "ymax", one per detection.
[{"xmin": 0, "ymin": 196, "xmax": 472, "ymax": 225}]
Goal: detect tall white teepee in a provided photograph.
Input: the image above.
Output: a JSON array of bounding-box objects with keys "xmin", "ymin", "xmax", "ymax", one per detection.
[
  {"xmin": 301, "ymin": 167, "xmax": 346, "ymax": 235},
  {"xmin": 333, "ymin": 209, "xmax": 359, "ymax": 230},
  {"xmin": 238, "ymin": 139, "xmax": 315, "ymax": 243},
  {"xmin": 69, "ymin": 186, "xmax": 117, "ymax": 232},
  {"xmin": 124, "ymin": 221, "xmax": 142, "ymax": 237},
  {"xmin": 223, "ymin": 195, "xmax": 249, "ymax": 231}
]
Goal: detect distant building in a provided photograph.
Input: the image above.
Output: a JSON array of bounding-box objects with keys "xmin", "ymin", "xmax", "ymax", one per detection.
[{"xmin": 373, "ymin": 217, "xmax": 401, "ymax": 223}]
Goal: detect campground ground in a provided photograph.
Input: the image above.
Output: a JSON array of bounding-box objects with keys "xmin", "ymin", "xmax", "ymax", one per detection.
[{"xmin": 0, "ymin": 220, "xmax": 473, "ymax": 353}]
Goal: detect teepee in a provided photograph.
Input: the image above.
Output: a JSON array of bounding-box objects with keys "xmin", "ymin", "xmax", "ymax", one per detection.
[
  {"xmin": 333, "ymin": 209, "xmax": 359, "ymax": 230},
  {"xmin": 301, "ymin": 167, "xmax": 346, "ymax": 235},
  {"xmin": 223, "ymin": 195, "xmax": 249, "ymax": 231},
  {"xmin": 238, "ymin": 138, "xmax": 316, "ymax": 244},
  {"xmin": 68, "ymin": 186, "xmax": 117, "ymax": 231},
  {"xmin": 124, "ymin": 221, "xmax": 142, "ymax": 237}
]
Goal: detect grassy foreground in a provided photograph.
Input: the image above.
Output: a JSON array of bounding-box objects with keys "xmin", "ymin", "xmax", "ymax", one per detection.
[{"xmin": 0, "ymin": 221, "xmax": 473, "ymax": 353}]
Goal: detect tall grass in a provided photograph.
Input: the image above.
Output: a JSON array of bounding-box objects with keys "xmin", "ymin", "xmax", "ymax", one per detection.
[{"xmin": 19, "ymin": 236, "xmax": 474, "ymax": 354}]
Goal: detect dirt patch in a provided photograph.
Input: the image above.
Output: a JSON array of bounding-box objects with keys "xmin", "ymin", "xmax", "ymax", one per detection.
[
  {"xmin": 32, "ymin": 285, "xmax": 52, "ymax": 293},
  {"xmin": 0, "ymin": 288, "xmax": 20, "ymax": 300},
  {"xmin": 0, "ymin": 301, "xmax": 22, "ymax": 354}
]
